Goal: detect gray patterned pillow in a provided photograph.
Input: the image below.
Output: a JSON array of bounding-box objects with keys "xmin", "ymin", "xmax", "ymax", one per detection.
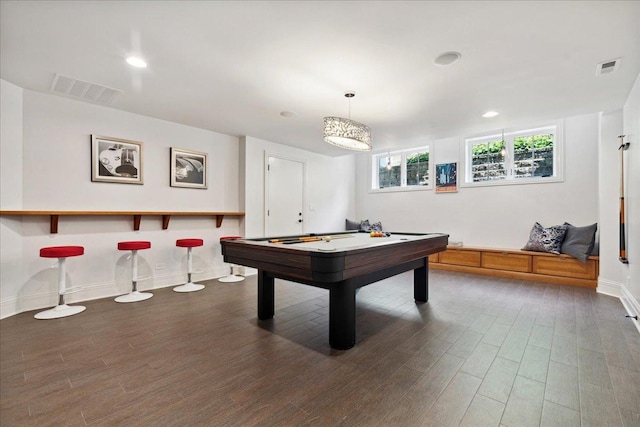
[
  {"xmin": 522, "ymin": 222, "xmax": 568, "ymax": 254},
  {"xmin": 370, "ymin": 221, "xmax": 383, "ymax": 231},
  {"xmin": 359, "ymin": 219, "xmax": 371, "ymax": 231}
]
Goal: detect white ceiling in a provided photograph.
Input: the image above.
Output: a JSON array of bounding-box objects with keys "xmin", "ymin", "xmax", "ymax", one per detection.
[{"xmin": 1, "ymin": 1, "xmax": 639, "ymax": 156}]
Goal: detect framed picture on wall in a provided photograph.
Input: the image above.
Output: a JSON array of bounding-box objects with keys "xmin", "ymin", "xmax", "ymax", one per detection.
[
  {"xmin": 91, "ymin": 135, "xmax": 143, "ymax": 184},
  {"xmin": 170, "ymin": 147, "xmax": 207, "ymax": 189},
  {"xmin": 435, "ymin": 162, "xmax": 457, "ymax": 193}
]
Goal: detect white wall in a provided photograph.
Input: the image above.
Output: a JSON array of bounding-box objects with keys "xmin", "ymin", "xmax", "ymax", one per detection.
[
  {"xmin": 0, "ymin": 85, "xmax": 356, "ymax": 318},
  {"xmin": 0, "ymin": 87, "xmax": 245, "ymax": 318},
  {"xmin": 241, "ymin": 136, "xmax": 356, "ymax": 239},
  {"xmin": 599, "ymin": 110, "xmax": 626, "ymax": 288},
  {"xmin": 355, "ymin": 114, "xmax": 599, "ymax": 249},
  {"xmin": 1, "ymin": 79, "xmax": 23, "ymax": 208},
  {"xmin": 0, "ymin": 80, "xmax": 24, "ymax": 310},
  {"xmin": 622, "ymin": 73, "xmax": 640, "ymax": 320}
]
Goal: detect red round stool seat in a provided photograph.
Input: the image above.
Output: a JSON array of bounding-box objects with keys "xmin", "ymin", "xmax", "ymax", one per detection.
[
  {"xmin": 174, "ymin": 238, "xmax": 205, "ymax": 292},
  {"xmin": 35, "ymin": 246, "xmax": 86, "ymax": 320},
  {"xmin": 118, "ymin": 241, "xmax": 151, "ymax": 251},
  {"xmin": 40, "ymin": 246, "xmax": 84, "ymax": 258},
  {"xmin": 176, "ymin": 239, "xmax": 204, "ymax": 248},
  {"xmin": 115, "ymin": 241, "xmax": 153, "ymax": 303},
  {"xmin": 219, "ymin": 236, "xmax": 244, "ymax": 283}
]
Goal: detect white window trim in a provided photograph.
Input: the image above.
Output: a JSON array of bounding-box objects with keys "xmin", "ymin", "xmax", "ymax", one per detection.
[
  {"xmin": 460, "ymin": 121, "xmax": 564, "ymax": 188},
  {"xmin": 369, "ymin": 146, "xmax": 433, "ymax": 193}
]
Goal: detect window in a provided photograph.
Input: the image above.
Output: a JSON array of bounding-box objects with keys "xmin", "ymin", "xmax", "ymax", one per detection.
[
  {"xmin": 372, "ymin": 147, "xmax": 430, "ymax": 191},
  {"xmin": 464, "ymin": 125, "xmax": 561, "ymax": 186}
]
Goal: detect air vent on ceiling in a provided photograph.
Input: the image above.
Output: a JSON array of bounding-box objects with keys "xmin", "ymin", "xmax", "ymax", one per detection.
[
  {"xmin": 50, "ymin": 74, "xmax": 122, "ymax": 105},
  {"xmin": 596, "ymin": 58, "xmax": 621, "ymax": 76}
]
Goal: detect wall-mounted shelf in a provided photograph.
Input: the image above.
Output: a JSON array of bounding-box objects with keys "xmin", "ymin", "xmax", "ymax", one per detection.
[{"xmin": 0, "ymin": 210, "xmax": 245, "ymax": 234}]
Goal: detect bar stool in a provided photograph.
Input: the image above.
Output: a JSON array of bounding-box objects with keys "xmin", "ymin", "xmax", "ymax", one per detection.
[
  {"xmin": 35, "ymin": 246, "xmax": 86, "ymax": 319},
  {"xmin": 219, "ymin": 236, "xmax": 245, "ymax": 283},
  {"xmin": 115, "ymin": 241, "xmax": 153, "ymax": 303},
  {"xmin": 174, "ymin": 238, "xmax": 205, "ymax": 292}
]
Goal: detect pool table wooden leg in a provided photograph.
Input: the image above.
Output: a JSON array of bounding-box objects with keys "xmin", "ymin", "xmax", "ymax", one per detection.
[
  {"xmin": 329, "ymin": 282, "xmax": 357, "ymax": 350},
  {"xmin": 258, "ymin": 270, "xmax": 274, "ymax": 320},
  {"xmin": 414, "ymin": 257, "xmax": 428, "ymax": 302}
]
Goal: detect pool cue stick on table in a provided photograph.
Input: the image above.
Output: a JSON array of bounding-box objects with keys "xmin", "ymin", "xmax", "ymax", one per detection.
[{"xmin": 269, "ymin": 234, "xmax": 355, "ymax": 244}]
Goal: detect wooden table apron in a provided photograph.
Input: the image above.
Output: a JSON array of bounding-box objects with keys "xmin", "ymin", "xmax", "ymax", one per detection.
[{"xmin": 222, "ymin": 233, "xmax": 448, "ymax": 350}]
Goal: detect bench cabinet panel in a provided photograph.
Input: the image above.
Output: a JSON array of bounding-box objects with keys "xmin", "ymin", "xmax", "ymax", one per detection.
[
  {"xmin": 482, "ymin": 252, "xmax": 532, "ymax": 273},
  {"xmin": 438, "ymin": 249, "xmax": 481, "ymax": 267},
  {"xmin": 532, "ymin": 256, "xmax": 597, "ymax": 280}
]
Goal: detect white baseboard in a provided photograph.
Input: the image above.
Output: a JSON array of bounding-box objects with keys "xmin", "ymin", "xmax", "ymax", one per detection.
[
  {"xmin": 620, "ymin": 285, "xmax": 640, "ymax": 334},
  {"xmin": 597, "ymin": 278, "xmax": 640, "ymax": 334},
  {"xmin": 596, "ymin": 278, "xmax": 623, "ymax": 298},
  {"xmin": 0, "ymin": 266, "xmax": 230, "ymax": 320}
]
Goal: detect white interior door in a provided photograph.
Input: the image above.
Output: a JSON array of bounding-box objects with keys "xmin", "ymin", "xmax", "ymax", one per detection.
[{"xmin": 266, "ymin": 156, "xmax": 304, "ymax": 236}]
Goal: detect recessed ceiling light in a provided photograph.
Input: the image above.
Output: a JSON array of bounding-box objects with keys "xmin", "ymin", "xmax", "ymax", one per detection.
[
  {"xmin": 434, "ymin": 51, "xmax": 461, "ymax": 66},
  {"xmin": 482, "ymin": 111, "xmax": 499, "ymax": 118},
  {"xmin": 126, "ymin": 57, "xmax": 147, "ymax": 68},
  {"xmin": 280, "ymin": 111, "xmax": 297, "ymax": 118}
]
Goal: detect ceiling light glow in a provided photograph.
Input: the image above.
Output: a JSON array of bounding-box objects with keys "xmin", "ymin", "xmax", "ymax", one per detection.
[
  {"xmin": 482, "ymin": 111, "xmax": 499, "ymax": 118},
  {"xmin": 126, "ymin": 57, "xmax": 147, "ymax": 68}
]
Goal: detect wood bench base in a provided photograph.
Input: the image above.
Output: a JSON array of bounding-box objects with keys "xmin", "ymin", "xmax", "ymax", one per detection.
[{"xmin": 429, "ymin": 246, "xmax": 599, "ymax": 288}]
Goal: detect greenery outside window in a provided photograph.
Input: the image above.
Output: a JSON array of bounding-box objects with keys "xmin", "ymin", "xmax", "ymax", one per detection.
[
  {"xmin": 371, "ymin": 147, "xmax": 430, "ymax": 191},
  {"xmin": 463, "ymin": 125, "xmax": 561, "ymax": 186}
]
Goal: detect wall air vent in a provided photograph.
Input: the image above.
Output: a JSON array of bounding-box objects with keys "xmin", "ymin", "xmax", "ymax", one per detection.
[
  {"xmin": 596, "ymin": 58, "xmax": 621, "ymax": 76},
  {"xmin": 50, "ymin": 74, "xmax": 122, "ymax": 105}
]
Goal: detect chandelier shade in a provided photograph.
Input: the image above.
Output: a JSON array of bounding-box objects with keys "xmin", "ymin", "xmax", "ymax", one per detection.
[{"xmin": 323, "ymin": 116, "xmax": 372, "ymax": 151}]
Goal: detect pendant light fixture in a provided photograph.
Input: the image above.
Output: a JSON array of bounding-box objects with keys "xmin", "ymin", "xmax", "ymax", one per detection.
[{"xmin": 323, "ymin": 92, "xmax": 372, "ymax": 151}]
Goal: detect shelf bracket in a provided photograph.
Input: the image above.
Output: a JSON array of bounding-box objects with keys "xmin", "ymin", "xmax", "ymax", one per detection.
[
  {"xmin": 133, "ymin": 215, "xmax": 142, "ymax": 231},
  {"xmin": 50, "ymin": 215, "xmax": 59, "ymax": 234},
  {"xmin": 216, "ymin": 215, "xmax": 224, "ymax": 228},
  {"xmin": 162, "ymin": 215, "xmax": 171, "ymax": 230}
]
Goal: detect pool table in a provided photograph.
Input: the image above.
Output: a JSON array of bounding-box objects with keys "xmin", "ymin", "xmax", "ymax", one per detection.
[{"xmin": 221, "ymin": 231, "xmax": 449, "ymax": 349}]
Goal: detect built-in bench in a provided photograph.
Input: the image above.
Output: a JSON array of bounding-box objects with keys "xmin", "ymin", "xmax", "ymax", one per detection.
[{"xmin": 429, "ymin": 246, "xmax": 599, "ymax": 288}]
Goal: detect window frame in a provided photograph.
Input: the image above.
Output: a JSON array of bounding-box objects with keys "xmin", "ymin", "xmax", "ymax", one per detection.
[
  {"xmin": 370, "ymin": 146, "xmax": 432, "ymax": 193},
  {"xmin": 461, "ymin": 122, "xmax": 564, "ymax": 188}
]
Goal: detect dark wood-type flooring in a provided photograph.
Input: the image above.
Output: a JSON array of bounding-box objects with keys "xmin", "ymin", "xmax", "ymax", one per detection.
[{"xmin": 1, "ymin": 270, "xmax": 640, "ymax": 426}]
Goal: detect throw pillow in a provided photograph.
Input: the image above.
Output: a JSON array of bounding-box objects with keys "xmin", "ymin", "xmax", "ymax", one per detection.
[
  {"xmin": 561, "ymin": 222, "xmax": 597, "ymax": 263},
  {"xmin": 522, "ymin": 222, "xmax": 568, "ymax": 254},
  {"xmin": 370, "ymin": 221, "xmax": 383, "ymax": 231},
  {"xmin": 360, "ymin": 219, "xmax": 371, "ymax": 231},
  {"xmin": 346, "ymin": 218, "xmax": 360, "ymax": 230}
]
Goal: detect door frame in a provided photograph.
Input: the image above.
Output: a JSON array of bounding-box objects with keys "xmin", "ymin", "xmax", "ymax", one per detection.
[{"xmin": 263, "ymin": 151, "xmax": 307, "ymax": 236}]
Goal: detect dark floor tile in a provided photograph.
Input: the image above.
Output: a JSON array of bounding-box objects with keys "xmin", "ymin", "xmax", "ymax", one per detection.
[
  {"xmin": 422, "ymin": 371, "xmax": 482, "ymax": 427},
  {"xmin": 501, "ymin": 375, "xmax": 545, "ymax": 427},
  {"xmin": 609, "ymin": 364, "xmax": 640, "ymax": 414},
  {"xmin": 518, "ymin": 344, "xmax": 550, "ymax": 383},
  {"xmin": 580, "ymin": 381, "xmax": 623, "ymax": 427},
  {"xmin": 460, "ymin": 342, "xmax": 500, "ymax": 379},
  {"xmin": 550, "ymin": 333, "xmax": 578, "ymax": 367},
  {"xmin": 540, "ymin": 400, "xmax": 580, "ymax": 427},
  {"xmin": 459, "ymin": 394, "xmax": 505, "ymax": 427},
  {"xmin": 528, "ymin": 324, "xmax": 554, "ymax": 349},
  {"xmin": 478, "ymin": 357, "xmax": 520, "ymax": 404},
  {"xmin": 545, "ymin": 360, "xmax": 579, "ymax": 410},
  {"xmin": 2, "ymin": 272, "xmax": 639, "ymax": 426},
  {"xmin": 578, "ymin": 347, "xmax": 612, "ymax": 389}
]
